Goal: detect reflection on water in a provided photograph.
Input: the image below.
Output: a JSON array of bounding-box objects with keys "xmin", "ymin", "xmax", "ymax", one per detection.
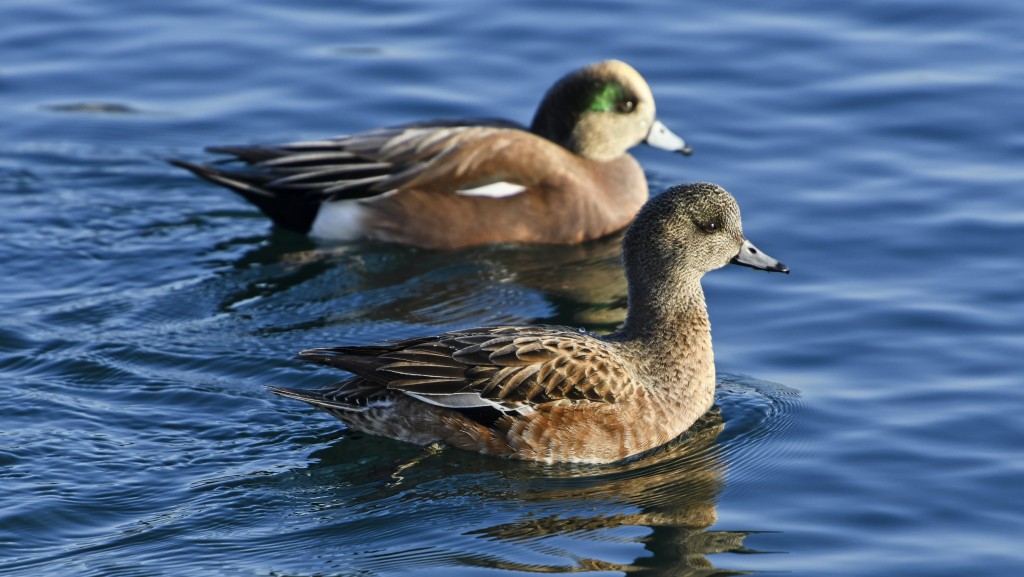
[
  {"xmin": 502, "ymin": 231, "xmax": 628, "ymax": 329},
  {"xmin": 460, "ymin": 411, "xmax": 743, "ymax": 576},
  {"xmin": 216, "ymin": 230, "xmax": 629, "ymax": 335},
  {"xmin": 296, "ymin": 403, "xmax": 783, "ymax": 575}
]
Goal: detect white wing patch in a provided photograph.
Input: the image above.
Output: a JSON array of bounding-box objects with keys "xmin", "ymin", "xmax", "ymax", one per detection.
[
  {"xmin": 455, "ymin": 181, "xmax": 527, "ymax": 198},
  {"xmin": 310, "ymin": 199, "xmax": 368, "ymax": 240},
  {"xmin": 402, "ymin": 390, "xmax": 533, "ymax": 415},
  {"xmin": 403, "ymin": 390, "xmax": 500, "ymax": 409}
]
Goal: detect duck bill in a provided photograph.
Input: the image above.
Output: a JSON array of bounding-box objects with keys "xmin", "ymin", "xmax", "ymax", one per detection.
[
  {"xmin": 730, "ymin": 239, "xmax": 789, "ymax": 273},
  {"xmin": 645, "ymin": 119, "xmax": 693, "ymax": 156}
]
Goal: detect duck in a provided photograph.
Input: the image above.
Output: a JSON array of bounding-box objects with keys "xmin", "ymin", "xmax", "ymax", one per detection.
[
  {"xmin": 170, "ymin": 60, "xmax": 691, "ymax": 250},
  {"xmin": 270, "ymin": 182, "xmax": 788, "ymax": 464}
]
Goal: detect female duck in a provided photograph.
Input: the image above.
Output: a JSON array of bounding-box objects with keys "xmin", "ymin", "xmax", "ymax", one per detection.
[{"xmin": 271, "ymin": 183, "xmax": 788, "ymax": 464}]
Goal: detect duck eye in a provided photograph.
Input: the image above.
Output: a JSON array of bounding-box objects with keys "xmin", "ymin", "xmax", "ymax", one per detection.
[
  {"xmin": 617, "ymin": 99, "xmax": 636, "ymax": 113},
  {"xmin": 700, "ymin": 221, "xmax": 718, "ymax": 233}
]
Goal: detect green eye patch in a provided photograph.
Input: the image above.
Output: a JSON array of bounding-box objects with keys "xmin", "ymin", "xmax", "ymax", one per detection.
[{"xmin": 588, "ymin": 82, "xmax": 627, "ymax": 112}]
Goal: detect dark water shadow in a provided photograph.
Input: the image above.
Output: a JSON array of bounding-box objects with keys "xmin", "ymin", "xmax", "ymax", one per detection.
[{"xmin": 210, "ymin": 229, "xmax": 629, "ymax": 334}]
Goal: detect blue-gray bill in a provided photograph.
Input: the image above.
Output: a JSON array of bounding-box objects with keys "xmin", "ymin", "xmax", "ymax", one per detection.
[
  {"xmin": 730, "ymin": 239, "xmax": 789, "ymax": 273},
  {"xmin": 645, "ymin": 119, "xmax": 693, "ymax": 156}
]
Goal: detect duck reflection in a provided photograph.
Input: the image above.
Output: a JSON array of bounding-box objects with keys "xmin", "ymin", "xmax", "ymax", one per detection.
[
  {"xmin": 304, "ymin": 409, "xmax": 765, "ymax": 575},
  {"xmin": 457, "ymin": 410, "xmax": 752, "ymax": 576},
  {"xmin": 216, "ymin": 229, "xmax": 629, "ymax": 332}
]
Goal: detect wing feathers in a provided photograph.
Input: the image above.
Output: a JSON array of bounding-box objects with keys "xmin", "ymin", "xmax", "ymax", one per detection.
[
  {"xmin": 185, "ymin": 121, "xmax": 545, "ymax": 205},
  {"xmin": 293, "ymin": 327, "xmax": 629, "ymax": 413},
  {"xmin": 380, "ymin": 360, "xmax": 465, "ymax": 380}
]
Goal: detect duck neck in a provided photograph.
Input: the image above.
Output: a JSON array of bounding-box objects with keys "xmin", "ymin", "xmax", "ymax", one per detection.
[
  {"xmin": 616, "ymin": 280, "xmax": 711, "ymax": 344},
  {"xmin": 611, "ymin": 278, "xmax": 715, "ymax": 393},
  {"xmin": 530, "ymin": 109, "xmax": 621, "ymax": 161},
  {"xmin": 531, "ymin": 106, "xmax": 566, "ymax": 144}
]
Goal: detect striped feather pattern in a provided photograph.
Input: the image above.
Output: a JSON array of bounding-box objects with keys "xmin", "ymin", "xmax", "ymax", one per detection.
[{"xmin": 295, "ymin": 325, "xmax": 631, "ymax": 408}]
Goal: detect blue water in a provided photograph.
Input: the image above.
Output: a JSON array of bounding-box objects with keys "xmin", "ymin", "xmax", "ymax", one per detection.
[{"xmin": 2, "ymin": 0, "xmax": 1023, "ymax": 574}]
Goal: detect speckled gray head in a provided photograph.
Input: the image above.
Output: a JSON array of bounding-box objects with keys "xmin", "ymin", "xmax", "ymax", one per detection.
[{"xmin": 623, "ymin": 182, "xmax": 788, "ymax": 284}]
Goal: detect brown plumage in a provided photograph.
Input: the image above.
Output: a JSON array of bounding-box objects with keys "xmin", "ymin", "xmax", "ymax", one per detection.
[
  {"xmin": 169, "ymin": 60, "xmax": 691, "ymax": 249},
  {"xmin": 271, "ymin": 183, "xmax": 789, "ymax": 464}
]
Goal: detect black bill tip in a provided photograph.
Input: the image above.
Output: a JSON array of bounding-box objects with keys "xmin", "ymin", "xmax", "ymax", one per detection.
[{"xmin": 730, "ymin": 239, "xmax": 789, "ymax": 274}]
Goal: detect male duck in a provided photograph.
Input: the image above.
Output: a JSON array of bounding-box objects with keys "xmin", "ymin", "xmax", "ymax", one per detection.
[
  {"xmin": 171, "ymin": 60, "xmax": 691, "ymax": 249},
  {"xmin": 271, "ymin": 183, "xmax": 788, "ymax": 464}
]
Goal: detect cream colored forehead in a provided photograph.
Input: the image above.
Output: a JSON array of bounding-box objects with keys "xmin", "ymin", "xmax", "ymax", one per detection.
[{"xmin": 587, "ymin": 60, "xmax": 655, "ymax": 102}]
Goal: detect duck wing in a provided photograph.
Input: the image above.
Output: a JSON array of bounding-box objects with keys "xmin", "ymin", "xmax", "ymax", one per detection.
[
  {"xmin": 296, "ymin": 326, "xmax": 634, "ymax": 411},
  {"xmin": 178, "ymin": 118, "xmax": 528, "ymax": 201}
]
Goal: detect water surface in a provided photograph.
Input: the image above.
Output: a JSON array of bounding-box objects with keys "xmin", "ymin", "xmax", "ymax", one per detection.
[{"xmin": 2, "ymin": 0, "xmax": 1023, "ymax": 575}]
